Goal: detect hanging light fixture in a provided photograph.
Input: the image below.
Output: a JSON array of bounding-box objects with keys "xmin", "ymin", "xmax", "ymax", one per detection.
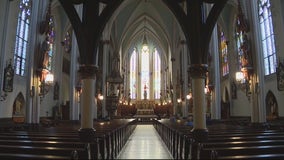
[
  {"xmin": 142, "ymin": 17, "xmax": 148, "ymax": 51},
  {"xmin": 142, "ymin": 34, "xmax": 148, "ymax": 51}
]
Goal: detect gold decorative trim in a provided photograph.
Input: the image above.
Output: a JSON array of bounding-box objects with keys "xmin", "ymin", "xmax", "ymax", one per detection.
[
  {"xmin": 78, "ymin": 65, "xmax": 98, "ymax": 79},
  {"xmin": 101, "ymin": 40, "xmax": 110, "ymax": 44},
  {"xmin": 188, "ymin": 64, "xmax": 208, "ymax": 78}
]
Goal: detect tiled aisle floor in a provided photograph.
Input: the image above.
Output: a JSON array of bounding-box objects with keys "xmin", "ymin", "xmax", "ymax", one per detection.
[{"xmin": 117, "ymin": 124, "xmax": 173, "ymax": 159}]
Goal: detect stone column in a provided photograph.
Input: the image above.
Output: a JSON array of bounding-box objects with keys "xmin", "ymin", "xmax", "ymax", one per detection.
[
  {"xmin": 29, "ymin": 0, "xmax": 41, "ymax": 126},
  {"xmin": 78, "ymin": 65, "xmax": 97, "ymax": 142},
  {"xmin": 70, "ymin": 31, "xmax": 80, "ymax": 121},
  {"xmin": 188, "ymin": 64, "xmax": 208, "ymax": 159},
  {"xmin": 249, "ymin": 0, "xmax": 266, "ymax": 123},
  {"xmin": 210, "ymin": 25, "xmax": 221, "ymax": 120},
  {"xmin": 101, "ymin": 40, "xmax": 110, "ymax": 118},
  {"xmin": 188, "ymin": 64, "xmax": 208, "ymax": 141}
]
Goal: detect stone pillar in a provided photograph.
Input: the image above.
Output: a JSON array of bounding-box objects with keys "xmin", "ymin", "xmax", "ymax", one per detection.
[
  {"xmin": 78, "ymin": 65, "xmax": 97, "ymax": 143},
  {"xmin": 188, "ymin": 64, "xmax": 208, "ymax": 159},
  {"xmin": 189, "ymin": 64, "xmax": 207, "ymax": 132},
  {"xmin": 210, "ymin": 25, "xmax": 221, "ymax": 120},
  {"xmin": 101, "ymin": 40, "xmax": 110, "ymax": 118},
  {"xmin": 70, "ymin": 31, "xmax": 80, "ymax": 121}
]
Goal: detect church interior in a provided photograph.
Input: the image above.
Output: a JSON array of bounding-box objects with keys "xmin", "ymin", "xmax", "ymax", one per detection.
[{"xmin": 0, "ymin": 0, "xmax": 284, "ymax": 159}]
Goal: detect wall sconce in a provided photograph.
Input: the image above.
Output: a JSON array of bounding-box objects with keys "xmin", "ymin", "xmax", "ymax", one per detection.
[
  {"xmin": 96, "ymin": 91, "xmax": 104, "ymax": 104},
  {"xmin": 177, "ymin": 98, "xmax": 183, "ymax": 103},
  {"xmin": 75, "ymin": 82, "xmax": 82, "ymax": 103},
  {"xmin": 39, "ymin": 69, "xmax": 54, "ymax": 98},
  {"xmin": 186, "ymin": 92, "xmax": 192, "ymax": 100},
  {"xmin": 75, "ymin": 82, "xmax": 82, "ymax": 95},
  {"xmin": 98, "ymin": 93, "xmax": 104, "ymax": 101},
  {"xmin": 236, "ymin": 71, "xmax": 246, "ymax": 83},
  {"xmin": 235, "ymin": 67, "xmax": 252, "ymax": 100},
  {"xmin": 204, "ymin": 85, "xmax": 213, "ymax": 102}
]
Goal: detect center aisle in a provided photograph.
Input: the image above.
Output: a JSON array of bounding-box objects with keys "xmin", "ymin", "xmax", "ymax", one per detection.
[{"xmin": 117, "ymin": 124, "xmax": 173, "ymax": 159}]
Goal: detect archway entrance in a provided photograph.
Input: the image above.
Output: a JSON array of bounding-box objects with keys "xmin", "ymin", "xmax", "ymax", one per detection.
[
  {"xmin": 266, "ymin": 91, "xmax": 278, "ymax": 120},
  {"xmin": 221, "ymin": 87, "xmax": 230, "ymax": 119}
]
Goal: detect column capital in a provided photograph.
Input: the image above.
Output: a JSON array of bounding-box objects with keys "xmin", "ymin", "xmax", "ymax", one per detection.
[
  {"xmin": 188, "ymin": 64, "xmax": 208, "ymax": 78},
  {"xmin": 100, "ymin": 39, "xmax": 110, "ymax": 45},
  {"xmin": 180, "ymin": 39, "xmax": 186, "ymax": 45},
  {"xmin": 78, "ymin": 65, "xmax": 98, "ymax": 79},
  {"xmin": 78, "ymin": 128, "xmax": 96, "ymax": 143},
  {"xmin": 191, "ymin": 128, "xmax": 208, "ymax": 142}
]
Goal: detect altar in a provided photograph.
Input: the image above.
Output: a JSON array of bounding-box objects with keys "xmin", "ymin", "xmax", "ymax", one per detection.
[{"xmin": 134, "ymin": 100, "xmax": 157, "ymax": 122}]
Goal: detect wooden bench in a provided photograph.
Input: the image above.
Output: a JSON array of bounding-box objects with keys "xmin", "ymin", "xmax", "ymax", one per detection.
[
  {"xmin": 154, "ymin": 118, "xmax": 284, "ymax": 160},
  {"xmin": 200, "ymin": 144, "xmax": 284, "ymax": 159},
  {"xmin": 0, "ymin": 118, "xmax": 137, "ymax": 159},
  {"xmin": 0, "ymin": 118, "xmax": 16, "ymax": 131},
  {"xmin": 0, "ymin": 144, "xmax": 86, "ymax": 159},
  {"xmin": 0, "ymin": 153, "xmax": 73, "ymax": 160}
]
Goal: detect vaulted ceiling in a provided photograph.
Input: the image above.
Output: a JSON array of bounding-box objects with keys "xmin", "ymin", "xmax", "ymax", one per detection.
[{"xmin": 107, "ymin": 0, "xmax": 183, "ymax": 63}]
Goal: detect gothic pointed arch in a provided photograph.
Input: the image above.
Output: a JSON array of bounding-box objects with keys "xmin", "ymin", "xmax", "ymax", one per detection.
[
  {"xmin": 163, "ymin": 0, "xmax": 228, "ymax": 64},
  {"xmin": 221, "ymin": 86, "xmax": 230, "ymax": 119},
  {"xmin": 12, "ymin": 92, "xmax": 25, "ymax": 123},
  {"xmin": 265, "ymin": 90, "xmax": 278, "ymax": 120}
]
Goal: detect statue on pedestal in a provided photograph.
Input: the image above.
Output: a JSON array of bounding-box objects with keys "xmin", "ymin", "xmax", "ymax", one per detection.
[{"xmin": 143, "ymin": 85, "xmax": 147, "ymax": 100}]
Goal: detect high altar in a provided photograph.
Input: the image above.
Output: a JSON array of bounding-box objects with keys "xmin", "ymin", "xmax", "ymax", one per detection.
[
  {"xmin": 117, "ymin": 99, "xmax": 173, "ymax": 119},
  {"xmin": 135, "ymin": 100, "xmax": 155, "ymax": 115}
]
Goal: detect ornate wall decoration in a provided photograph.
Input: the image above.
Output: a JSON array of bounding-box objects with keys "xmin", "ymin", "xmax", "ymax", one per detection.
[
  {"xmin": 3, "ymin": 59, "xmax": 14, "ymax": 92},
  {"xmin": 53, "ymin": 81, "xmax": 59, "ymax": 100},
  {"xmin": 276, "ymin": 60, "xmax": 284, "ymax": 91},
  {"xmin": 231, "ymin": 81, "xmax": 237, "ymax": 99}
]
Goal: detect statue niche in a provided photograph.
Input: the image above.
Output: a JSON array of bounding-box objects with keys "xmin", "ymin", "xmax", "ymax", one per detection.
[
  {"xmin": 3, "ymin": 59, "xmax": 14, "ymax": 92},
  {"xmin": 106, "ymin": 53, "xmax": 123, "ymax": 118}
]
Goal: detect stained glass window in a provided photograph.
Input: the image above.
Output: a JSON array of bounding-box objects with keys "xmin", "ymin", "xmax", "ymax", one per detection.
[
  {"xmin": 258, "ymin": 0, "xmax": 277, "ymax": 75},
  {"xmin": 14, "ymin": 0, "xmax": 32, "ymax": 76},
  {"xmin": 129, "ymin": 44, "xmax": 161, "ymax": 100},
  {"xmin": 46, "ymin": 16, "xmax": 55, "ymax": 71},
  {"xmin": 154, "ymin": 48, "xmax": 161, "ymax": 99},
  {"xmin": 220, "ymin": 30, "xmax": 229, "ymax": 76},
  {"xmin": 141, "ymin": 44, "xmax": 150, "ymax": 99},
  {"xmin": 130, "ymin": 48, "xmax": 137, "ymax": 99},
  {"xmin": 236, "ymin": 27, "xmax": 245, "ymax": 70}
]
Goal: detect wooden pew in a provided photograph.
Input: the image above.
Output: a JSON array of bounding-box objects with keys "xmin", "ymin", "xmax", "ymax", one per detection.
[
  {"xmin": 154, "ymin": 118, "xmax": 284, "ymax": 160},
  {"xmin": 200, "ymin": 144, "xmax": 284, "ymax": 159},
  {"xmin": 0, "ymin": 118, "xmax": 137, "ymax": 160}
]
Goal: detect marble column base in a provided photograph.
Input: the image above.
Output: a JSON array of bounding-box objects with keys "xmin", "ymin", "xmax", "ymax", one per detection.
[
  {"xmin": 191, "ymin": 128, "xmax": 208, "ymax": 142},
  {"xmin": 78, "ymin": 128, "xmax": 96, "ymax": 143}
]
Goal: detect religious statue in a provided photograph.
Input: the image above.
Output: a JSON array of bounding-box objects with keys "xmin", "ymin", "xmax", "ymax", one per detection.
[
  {"xmin": 53, "ymin": 81, "xmax": 59, "ymax": 100},
  {"xmin": 42, "ymin": 36, "xmax": 51, "ymax": 69},
  {"xmin": 277, "ymin": 60, "xmax": 284, "ymax": 91},
  {"xmin": 240, "ymin": 34, "xmax": 250, "ymax": 68},
  {"xmin": 128, "ymin": 92, "xmax": 131, "ymax": 104},
  {"xmin": 3, "ymin": 59, "xmax": 14, "ymax": 92},
  {"xmin": 143, "ymin": 85, "xmax": 147, "ymax": 100}
]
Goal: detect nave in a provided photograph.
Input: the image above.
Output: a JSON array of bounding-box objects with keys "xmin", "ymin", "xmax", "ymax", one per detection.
[
  {"xmin": 117, "ymin": 124, "xmax": 173, "ymax": 159},
  {"xmin": 1, "ymin": 118, "xmax": 284, "ymax": 159}
]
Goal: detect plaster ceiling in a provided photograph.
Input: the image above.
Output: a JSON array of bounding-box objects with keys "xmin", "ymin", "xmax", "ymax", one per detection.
[{"xmin": 107, "ymin": 0, "xmax": 182, "ymax": 62}]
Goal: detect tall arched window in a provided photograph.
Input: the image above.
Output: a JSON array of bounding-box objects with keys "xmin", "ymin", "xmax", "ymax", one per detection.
[
  {"xmin": 236, "ymin": 25, "xmax": 245, "ymax": 71},
  {"xmin": 129, "ymin": 44, "xmax": 161, "ymax": 100},
  {"xmin": 153, "ymin": 48, "xmax": 161, "ymax": 99},
  {"xmin": 46, "ymin": 16, "xmax": 55, "ymax": 71},
  {"xmin": 141, "ymin": 43, "xmax": 150, "ymax": 99},
  {"xmin": 14, "ymin": 0, "xmax": 32, "ymax": 76},
  {"xmin": 219, "ymin": 28, "xmax": 229, "ymax": 76},
  {"xmin": 235, "ymin": 2, "xmax": 251, "ymax": 73},
  {"xmin": 258, "ymin": 0, "xmax": 277, "ymax": 75},
  {"xmin": 130, "ymin": 48, "xmax": 137, "ymax": 99}
]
